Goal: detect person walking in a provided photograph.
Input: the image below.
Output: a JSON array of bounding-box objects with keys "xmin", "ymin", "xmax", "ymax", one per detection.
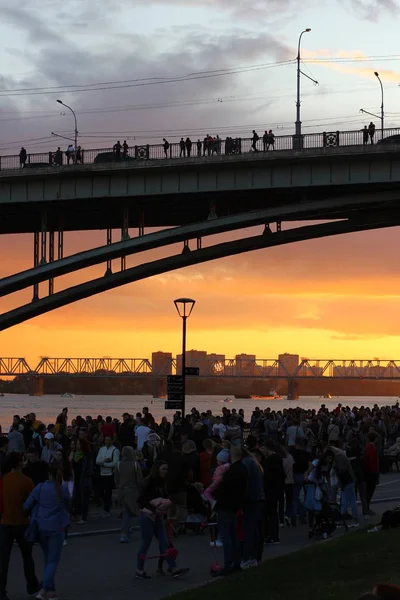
[
  {"xmin": 163, "ymin": 139, "xmax": 170, "ymax": 158},
  {"xmin": 24, "ymin": 464, "xmax": 70, "ymax": 600},
  {"xmin": 136, "ymin": 461, "xmax": 189, "ymax": 579},
  {"xmin": 116, "ymin": 446, "xmax": 143, "ymax": 543},
  {"xmin": 251, "ymin": 130, "xmax": 259, "ymax": 152},
  {"xmin": 95, "ymin": 435, "xmax": 120, "ymax": 517},
  {"xmin": 0, "ymin": 452, "xmax": 40, "ymax": 600}
]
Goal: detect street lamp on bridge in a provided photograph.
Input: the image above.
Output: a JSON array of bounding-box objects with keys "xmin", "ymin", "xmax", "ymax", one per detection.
[
  {"xmin": 174, "ymin": 298, "xmax": 196, "ymax": 418},
  {"xmin": 56, "ymin": 99, "xmax": 78, "ymax": 159},
  {"xmin": 359, "ymin": 71, "xmax": 385, "ymax": 141},
  {"xmin": 294, "ymin": 28, "xmax": 318, "ymax": 150}
]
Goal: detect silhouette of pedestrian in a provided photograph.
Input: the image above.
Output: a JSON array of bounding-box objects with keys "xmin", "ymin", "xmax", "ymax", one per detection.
[
  {"xmin": 179, "ymin": 138, "xmax": 186, "ymax": 158},
  {"xmin": 263, "ymin": 131, "xmax": 268, "ymax": 152},
  {"xmin": 251, "ymin": 130, "xmax": 259, "ymax": 152},
  {"xmin": 54, "ymin": 147, "xmax": 62, "ymax": 166},
  {"xmin": 185, "ymin": 137, "xmax": 192, "ymax": 157},
  {"xmin": 114, "ymin": 140, "xmax": 122, "ymax": 160},
  {"xmin": 66, "ymin": 144, "xmax": 74, "ymax": 165},
  {"xmin": 163, "ymin": 138, "xmax": 170, "ymax": 158},
  {"xmin": 368, "ymin": 122, "xmax": 376, "ymax": 144},
  {"xmin": 19, "ymin": 147, "xmax": 27, "ymax": 167},
  {"xmin": 204, "ymin": 135, "xmax": 211, "ymax": 156},
  {"xmin": 197, "ymin": 139, "xmax": 202, "ymax": 157},
  {"xmin": 122, "ymin": 140, "xmax": 129, "ymax": 157},
  {"xmin": 76, "ymin": 146, "xmax": 83, "ymax": 164},
  {"xmin": 362, "ymin": 125, "xmax": 369, "ymax": 145},
  {"xmin": 267, "ymin": 130, "xmax": 275, "ymax": 151}
]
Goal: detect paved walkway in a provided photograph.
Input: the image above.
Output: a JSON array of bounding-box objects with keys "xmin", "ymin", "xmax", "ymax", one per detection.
[{"xmin": 5, "ymin": 473, "xmax": 400, "ymax": 600}]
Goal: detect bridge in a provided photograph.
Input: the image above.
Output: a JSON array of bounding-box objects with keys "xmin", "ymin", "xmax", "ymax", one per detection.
[
  {"xmin": 3, "ymin": 356, "xmax": 400, "ymax": 379},
  {"xmin": 0, "ymin": 127, "xmax": 400, "ymax": 329}
]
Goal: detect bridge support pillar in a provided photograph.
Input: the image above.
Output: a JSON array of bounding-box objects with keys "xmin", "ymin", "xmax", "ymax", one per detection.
[
  {"xmin": 105, "ymin": 229, "xmax": 112, "ymax": 276},
  {"xmin": 32, "ymin": 232, "xmax": 39, "ymax": 302},
  {"xmin": 153, "ymin": 377, "xmax": 166, "ymax": 398},
  {"xmin": 121, "ymin": 207, "xmax": 130, "ymax": 271},
  {"xmin": 57, "ymin": 231, "xmax": 64, "ymax": 260},
  {"xmin": 40, "ymin": 213, "xmax": 47, "ymax": 266},
  {"xmin": 287, "ymin": 378, "xmax": 298, "ymax": 401},
  {"xmin": 48, "ymin": 231, "xmax": 55, "ymax": 296},
  {"xmin": 138, "ymin": 211, "xmax": 145, "ymax": 237},
  {"xmin": 29, "ymin": 376, "xmax": 44, "ymax": 396}
]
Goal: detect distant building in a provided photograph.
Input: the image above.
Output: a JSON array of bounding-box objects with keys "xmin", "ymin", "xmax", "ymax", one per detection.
[
  {"xmin": 235, "ymin": 354, "xmax": 256, "ymax": 377},
  {"xmin": 207, "ymin": 353, "xmax": 226, "ymax": 376},
  {"xmin": 278, "ymin": 353, "xmax": 299, "ymax": 377},
  {"xmin": 152, "ymin": 351, "xmax": 173, "ymax": 375},
  {"xmin": 176, "ymin": 350, "xmax": 208, "ymax": 376}
]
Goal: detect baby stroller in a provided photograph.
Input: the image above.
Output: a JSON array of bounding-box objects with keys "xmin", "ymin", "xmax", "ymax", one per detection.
[{"xmin": 309, "ymin": 502, "xmax": 349, "ymax": 539}]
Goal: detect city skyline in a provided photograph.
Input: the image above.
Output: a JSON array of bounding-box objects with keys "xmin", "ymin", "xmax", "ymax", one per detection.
[{"xmin": 1, "ymin": 1, "xmax": 400, "ymax": 362}]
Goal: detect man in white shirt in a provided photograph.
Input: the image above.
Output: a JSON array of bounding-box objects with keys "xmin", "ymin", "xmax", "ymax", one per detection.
[
  {"xmin": 96, "ymin": 436, "xmax": 120, "ymax": 516},
  {"xmin": 286, "ymin": 420, "xmax": 304, "ymax": 451},
  {"xmin": 212, "ymin": 416, "xmax": 227, "ymax": 439},
  {"xmin": 135, "ymin": 420, "xmax": 151, "ymax": 450}
]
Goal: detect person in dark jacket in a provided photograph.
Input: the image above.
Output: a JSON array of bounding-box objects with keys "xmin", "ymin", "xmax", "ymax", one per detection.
[
  {"xmin": 242, "ymin": 450, "xmax": 264, "ymax": 566},
  {"xmin": 23, "ymin": 447, "xmax": 48, "ymax": 486},
  {"xmin": 136, "ymin": 461, "xmax": 189, "ymax": 579},
  {"xmin": 182, "ymin": 441, "xmax": 200, "ymax": 483},
  {"xmin": 261, "ymin": 439, "xmax": 286, "ymax": 544},
  {"xmin": 71, "ymin": 439, "xmax": 93, "ymax": 523},
  {"xmin": 213, "ymin": 446, "xmax": 248, "ymax": 576},
  {"xmin": 166, "ymin": 442, "xmax": 189, "ymax": 527},
  {"xmin": 118, "ymin": 413, "xmax": 135, "ymax": 449}
]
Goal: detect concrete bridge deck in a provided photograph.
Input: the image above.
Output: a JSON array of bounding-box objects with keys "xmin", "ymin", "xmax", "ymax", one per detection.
[{"xmin": 0, "ymin": 144, "xmax": 400, "ymax": 233}]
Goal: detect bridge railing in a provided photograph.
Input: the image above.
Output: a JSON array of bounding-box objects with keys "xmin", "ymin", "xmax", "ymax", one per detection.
[{"xmin": 1, "ymin": 126, "xmax": 400, "ymax": 173}]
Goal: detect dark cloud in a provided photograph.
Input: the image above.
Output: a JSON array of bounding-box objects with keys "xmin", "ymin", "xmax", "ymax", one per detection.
[
  {"xmin": 343, "ymin": 0, "xmax": 398, "ymax": 18},
  {"xmin": 0, "ymin": 3, "xmax": 290, "ymax": 153}
]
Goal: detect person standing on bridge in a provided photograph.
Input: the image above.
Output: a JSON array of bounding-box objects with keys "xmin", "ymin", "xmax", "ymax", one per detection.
[
  {"xmin": 163, "ymin": 138, "xmax": 170, "ymax": 158},
  {"xmin": 122, "ymin": 140, "xmax": 129, "ymax": 158},
  {"xmin": 368, "ymin": 122, "xmax": 376, "ymax": 144},
  {"xmin": 185, "ymin": 137, "xmax": 192, "ymax": 158},
  {"xmin": 113, "ymin": 141, "xmax": 122, "ymax": 160},
  {"xmin": 251, "ymin": 130, "xmax": 259, "ymax": 152},
  {"xmin": 179, "ymin": 138, "xmax": 186, "ymax": 158},
  {"xmin": 19, "ymin": 147, "xmax": 27, "ymax": 168},
  {"xmin": 362, "ymin": 125, "xmax": 369, "ymax": 145}
]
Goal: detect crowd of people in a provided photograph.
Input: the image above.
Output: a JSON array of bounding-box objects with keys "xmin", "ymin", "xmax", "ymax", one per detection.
[{"xmin": 0, "ymin": 400, "xmax": 398, "ymax": 596}]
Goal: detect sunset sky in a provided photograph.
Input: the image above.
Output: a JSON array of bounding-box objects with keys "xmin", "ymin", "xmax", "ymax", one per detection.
[{"xmin": 1, "ymin": 0, "xmax": 400, "ymax": 367}]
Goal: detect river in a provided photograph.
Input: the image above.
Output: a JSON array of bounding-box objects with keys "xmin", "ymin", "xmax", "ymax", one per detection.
[{"xmin": 1, "ymin": 393, "xmax": 398, "ymax": 425}]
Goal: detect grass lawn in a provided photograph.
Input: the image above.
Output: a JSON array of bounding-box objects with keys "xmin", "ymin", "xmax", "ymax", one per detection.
[{"xmin": 170, "ymin": 528, "xmax": 400, "ymax": 600}]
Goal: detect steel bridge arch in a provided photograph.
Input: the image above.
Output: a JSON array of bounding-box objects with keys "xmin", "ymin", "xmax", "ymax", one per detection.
[
  {"xmin": 0, "ymin": 189, "xmax": 398, "ymax": 298},
  {"xmin": 1, "ymin": 212, "xmax": 400, "ymax": 331}
]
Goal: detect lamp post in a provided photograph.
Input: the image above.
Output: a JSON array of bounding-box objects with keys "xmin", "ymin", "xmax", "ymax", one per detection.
[
  {"xmin": 174, "ymin": 298, "xmax": 196, "ymax": 418},
  {"xmin": 374, "ymin": 71, "xmax": 384, "ymax": 140},
  {"xmin": 294, "ymin": 28, "xmax": 311, "ymax": 149},
  {"xmin": 56, "ymin": 99, "xmax": 78, "ymax": 161}
]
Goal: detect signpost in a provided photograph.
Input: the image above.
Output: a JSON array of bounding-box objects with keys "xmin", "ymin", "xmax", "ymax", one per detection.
[
  {"xmin": 165, "ymin": 375, "xmax": 184, "ymax": 410},
  {"xmin": 165, "ymin": 370, "xmax": 199, "ymax": 409}
]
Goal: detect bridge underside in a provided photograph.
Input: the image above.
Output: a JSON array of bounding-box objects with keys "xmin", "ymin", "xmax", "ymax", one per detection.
[{"xmin": 1, "ymin": 182, "xmax": 399, "ymax": 233}]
